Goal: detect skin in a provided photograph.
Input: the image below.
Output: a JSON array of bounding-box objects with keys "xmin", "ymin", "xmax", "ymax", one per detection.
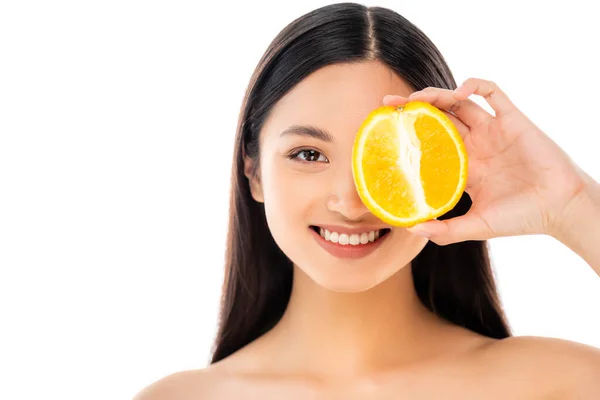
[{"xmin": 135, "ymin": 61, "xmax": 600, "ymax": 399}]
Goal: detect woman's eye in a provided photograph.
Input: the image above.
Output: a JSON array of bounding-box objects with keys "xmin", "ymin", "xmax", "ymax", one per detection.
[{"xmin": 292, "ymin": 149, "xmax": 329, "ymax": 163}]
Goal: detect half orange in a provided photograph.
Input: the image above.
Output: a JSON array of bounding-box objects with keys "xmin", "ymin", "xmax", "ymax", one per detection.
[{"xmin": 352, "ymin": 101, "xmax": 468, "ymax": 227}]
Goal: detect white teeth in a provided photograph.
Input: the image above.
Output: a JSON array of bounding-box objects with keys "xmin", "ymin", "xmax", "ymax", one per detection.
[
  {"xmin": 330, "ymin": 232, "xmax": 339, "ymax": 243},
  {"xmin": 315, "ymin": 228, "xmax": 385, "ymax": 246},
  {"xmin": 360, "ymin": 232, "xmax": 369, "ymax": 244},
  {"xmin": 338, "ymin": 234, "xmax": 349, "ymax": 245}
]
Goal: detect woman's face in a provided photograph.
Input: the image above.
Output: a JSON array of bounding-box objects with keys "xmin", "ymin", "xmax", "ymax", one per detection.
[{"xmin": 246, "ymin": 61, "xmax": 429, "ymax": 292}]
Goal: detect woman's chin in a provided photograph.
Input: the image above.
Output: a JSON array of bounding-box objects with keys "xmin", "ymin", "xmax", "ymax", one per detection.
[
  {"xmin": 303, "ymin": 265, "xmax": 404, "ymax": 293},
  {"xmin": 287, "ymin": 229, "xmax": 428, "ymax": 293}
]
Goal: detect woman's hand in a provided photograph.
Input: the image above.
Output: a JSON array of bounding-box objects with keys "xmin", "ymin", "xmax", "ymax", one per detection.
[{"xmin": 383, "ymin": 78, "xmax": 595, "ymax": 246}]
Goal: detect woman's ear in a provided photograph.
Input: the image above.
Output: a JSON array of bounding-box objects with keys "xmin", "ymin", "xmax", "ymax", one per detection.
[{"xmin": 244, "ymin": 156, "xmax": 264, "ymax": 203}]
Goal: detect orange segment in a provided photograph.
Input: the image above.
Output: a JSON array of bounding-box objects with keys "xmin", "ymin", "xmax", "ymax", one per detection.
[
  {"xmin": 352, "ymin": 101, "xmax": 467, "ymax": 227},
  {"xmin": 416, "ymin": 113, "xmax": 462, "ymax": 209}
]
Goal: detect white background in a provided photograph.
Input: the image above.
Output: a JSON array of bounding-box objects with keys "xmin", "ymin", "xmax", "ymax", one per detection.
[{"xmin": 1, "ymin": 1, "xmax": 599, "ymax": 399}]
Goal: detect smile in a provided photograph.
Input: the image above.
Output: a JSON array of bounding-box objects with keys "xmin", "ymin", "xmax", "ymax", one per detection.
[
  {"xmin": 309, "ymin": 226, "xmax": 391, "ymax": 259},
  {"xmin": 310, "ymin": 226, "xmax": 390, "ymax": 245}
]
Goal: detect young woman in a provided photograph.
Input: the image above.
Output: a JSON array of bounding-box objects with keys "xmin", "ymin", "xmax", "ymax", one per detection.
[{"xmin": 136, "ymin": 3, "xmax": 600, "ymax": 398}]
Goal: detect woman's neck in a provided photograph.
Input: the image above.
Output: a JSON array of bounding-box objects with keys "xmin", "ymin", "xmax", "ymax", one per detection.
[{"xmin": 259, "ymin": 263, "xmax": 458, "ymax": 378}]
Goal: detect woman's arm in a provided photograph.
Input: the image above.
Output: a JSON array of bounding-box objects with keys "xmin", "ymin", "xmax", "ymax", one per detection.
[{"xmin": 553, "ymin": 171, "xmax": 600, "ymax": 276}]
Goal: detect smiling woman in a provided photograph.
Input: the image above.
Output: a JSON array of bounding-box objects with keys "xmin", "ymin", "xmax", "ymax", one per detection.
[
  {"xmin": 134, "ymin": 2, "xmax": 600, "ymax": 399},
  {"xmin": 247, "ymin": 61, "xmax": 438, "ymax": 294}
]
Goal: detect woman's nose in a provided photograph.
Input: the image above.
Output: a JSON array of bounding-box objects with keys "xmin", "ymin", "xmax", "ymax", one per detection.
[{"xmin": 326, "ymin": 169, "xmax": 371, "ymax": 221}]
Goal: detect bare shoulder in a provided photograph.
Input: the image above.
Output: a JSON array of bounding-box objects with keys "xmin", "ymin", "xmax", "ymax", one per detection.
[
  {"xmin": 132, "ymin": 366, "xmax": 223, "ymax": 400},
  {"xmin": 478, "ymin": 335, "xmax": 600, "ymax": 398},
  {"xmin": 132, "ymin": 336, "xmax": 271, "ymax": 399}
]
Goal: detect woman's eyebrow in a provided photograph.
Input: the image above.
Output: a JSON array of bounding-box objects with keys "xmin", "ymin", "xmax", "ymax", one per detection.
[{"xmin": 279, "ymin": 125, "xmax": 334, "ymax": 142}]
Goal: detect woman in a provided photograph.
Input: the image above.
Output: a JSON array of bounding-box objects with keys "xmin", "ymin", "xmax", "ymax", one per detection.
[{"xmin": 136, "ymin": 3, "xmax": 600, "ymax": 398}]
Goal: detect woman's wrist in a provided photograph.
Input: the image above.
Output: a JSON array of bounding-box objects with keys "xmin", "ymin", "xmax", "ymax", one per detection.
[{"xmin": 552, "ymin": 171, "xmax": 600, "ymax": 272}]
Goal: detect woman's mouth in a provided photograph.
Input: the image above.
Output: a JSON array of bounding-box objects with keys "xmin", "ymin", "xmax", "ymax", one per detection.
[
  {"xmin": 310, "ymin": 226, "xmax": 390, "ymax": 245},
  {"xmin": 309, "ymin": 226, "xmax": 391, "ymax": 259}
]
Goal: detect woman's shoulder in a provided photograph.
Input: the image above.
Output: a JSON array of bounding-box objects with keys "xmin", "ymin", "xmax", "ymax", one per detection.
[
  {"xmin": 133, "ymin": 366, "xmax": 222, "ymax": 400},
  {"xmin": 133, "ymin": 337, "xmax": 271, "ymax": 399},
  {"xmin": 480, "ymin": 335, "xmax": 600, "ymax": 368},
  {"xmin": 473, "ymin": 335, "xmax": 600, "ymax": 397}
]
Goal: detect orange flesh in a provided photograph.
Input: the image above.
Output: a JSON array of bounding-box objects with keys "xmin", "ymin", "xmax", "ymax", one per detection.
[
  {"xmin": 415, "ymin": 114, "xmax": 461, "ymax": 209},
  {"xmin": 361, "ymin": 118, "xmax": 417, "ymax": 218},
  {"xmin": 354, "ymin": 102, "xmax": 467, "ymax": 226}
]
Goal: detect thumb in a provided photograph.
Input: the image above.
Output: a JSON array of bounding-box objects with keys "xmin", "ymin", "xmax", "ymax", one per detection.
[{"xmin": 406, "ymin": 214, "xmax": 493, "ymax": 245}]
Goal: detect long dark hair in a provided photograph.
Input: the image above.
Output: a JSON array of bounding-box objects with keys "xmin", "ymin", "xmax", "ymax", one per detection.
[{"xmin": 211, "ymin": 2, "xmax": 511, "ymax": 363}]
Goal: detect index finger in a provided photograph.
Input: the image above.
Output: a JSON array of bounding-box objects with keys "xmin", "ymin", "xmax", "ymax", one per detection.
[{"xmin": 455, "ymin": 78, "xmax": 515, "ymax": 116}]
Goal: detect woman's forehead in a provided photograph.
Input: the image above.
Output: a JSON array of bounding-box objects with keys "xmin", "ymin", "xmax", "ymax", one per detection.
[{"xmin": 263, "ymin": 61, "xmax": 412, "ymax": 138}]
